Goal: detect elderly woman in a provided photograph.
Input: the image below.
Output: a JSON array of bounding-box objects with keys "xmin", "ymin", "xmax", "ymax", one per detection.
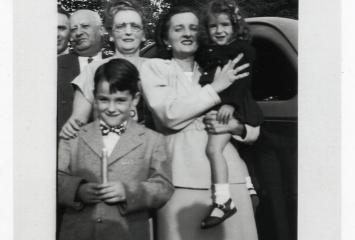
[
  {"xmin": 140, "ymin": 5, "xmax": 259, "ymax": 240},
  {"xmin": 60, "ymin": 0, "xmax": 148, "ymax": 138}
]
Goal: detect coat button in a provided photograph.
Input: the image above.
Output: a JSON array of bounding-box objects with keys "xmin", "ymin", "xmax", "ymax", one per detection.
[{"xmin": 96, "ymin": 218, "xmax": 102, "ymax": 223}]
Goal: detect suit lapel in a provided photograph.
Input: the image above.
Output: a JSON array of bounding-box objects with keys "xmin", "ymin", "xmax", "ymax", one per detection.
[
  {"xmin": 59, "ymin": 54, "xmax": 80, "ymax": 77},
  {"xmin": 80, "ymin": 120, "xmax": 104, "ymax": 158},
  {"xmin": 193, "ymin": 62, "xmax": 203, "ymax": 84},
  {"xmin": 172, "ymin": 59, "xmax": 202, "ymax": 91},
  {"xmin": 108, "ymin": 119, "xmax": 144, "ymax": 165}
]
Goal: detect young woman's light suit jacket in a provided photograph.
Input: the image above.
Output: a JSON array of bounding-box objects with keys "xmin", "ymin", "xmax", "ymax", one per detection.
[{"xmin": 141, "ymin": 58, "xmax": 260, "ymax": 189}]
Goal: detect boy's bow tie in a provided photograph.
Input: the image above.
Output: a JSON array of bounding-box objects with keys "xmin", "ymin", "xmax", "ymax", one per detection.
[{"xmin": 100, "ymin": 123, "xmax": 126, "ymax": 136}]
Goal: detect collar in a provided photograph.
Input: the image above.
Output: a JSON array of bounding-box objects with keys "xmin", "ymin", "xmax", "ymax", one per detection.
[
  {"xmin": 78, "ymin": 53, "xmax": 102, "ymax": 71},
  {"xmin": 172, "ymin": 58, "xmax": 200, "ymax": 71},
  {"xmin": 79, "ymin": 119, "xmax": 144, "ymax": 163},
  {"xmin": 111, "ymin": 52, "xmax": 145, "ymax": 70},
  {"xmin": 99, "ymin": 119, "xmax": 128, "ymax": 129},
  {"xmin": 58, "ymin": 48, "xmax": 69, "ymax": 56}
]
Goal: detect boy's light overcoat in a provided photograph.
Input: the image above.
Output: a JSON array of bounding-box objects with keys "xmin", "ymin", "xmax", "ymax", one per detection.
[{"xmin": 58, "ymin": 119, "xmax": 174, "ymax": 240}]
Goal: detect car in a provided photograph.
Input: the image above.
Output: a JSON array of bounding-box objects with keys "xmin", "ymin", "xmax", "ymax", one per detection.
[
  {"xmin": 244, "ymin": 17, "xmax": 297, "ymax": 240},
  {"xmin": 140, "ymin": 17, "xmax": 298, "ymax": 240}
]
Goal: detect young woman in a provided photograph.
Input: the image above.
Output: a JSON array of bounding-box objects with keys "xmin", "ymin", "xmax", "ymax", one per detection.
[{"xmin": 140, "ymin": 5, "xmax": 259, "ymax": 240}]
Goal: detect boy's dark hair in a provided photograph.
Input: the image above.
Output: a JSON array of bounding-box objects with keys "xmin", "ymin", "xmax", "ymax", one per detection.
[
  {"xmin": 201, "ymin": 0, "xmax": 251, "ymax": 43},
  {"xmin": 94, "ymin": 58, "xmax": 140, "ymax": 96},
  {"xmin": 155, "ymin": 4, "xmax": 201, "ymax": 59}
]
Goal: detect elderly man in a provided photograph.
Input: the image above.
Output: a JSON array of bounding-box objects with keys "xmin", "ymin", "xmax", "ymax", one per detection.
[
  {"xmin": 57, "ymin": 7, "xmax": 70, "ymax": 55},
  {"xmin": 57, "ymin": 9, "xmax": 105, "ymax": 135},
  {"xmin": 68, "ymin": 9, "xmax": 106, "ymax": 68}
]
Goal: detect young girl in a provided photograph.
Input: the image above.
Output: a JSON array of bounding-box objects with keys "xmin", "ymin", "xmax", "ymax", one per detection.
[{"xmin": 196, "ymin": 0, "xmax": 263, "ymax": 229}]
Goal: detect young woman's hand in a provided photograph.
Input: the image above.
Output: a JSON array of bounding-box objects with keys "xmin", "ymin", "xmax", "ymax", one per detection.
[
  {"xmin": 97, "ymin": 181, "xmax": 126, "ymax": 204},
  {"xmin": 59, "ymin": 118, "xmax": 83, "ymax": 139},
  {"xmin": 210, "ymin": 53, "xmax": 250, "ymax": 93},
  {"xmin": 77, "ymin": 182, "xmax": 101, "ymax": 204},
  {"xmin": 217, "ymin": 105, "xmax": 235, "ymax": 124},
  {"xmin": 204, "ymin": 110, "xmax": 245, "ymax": 136}
]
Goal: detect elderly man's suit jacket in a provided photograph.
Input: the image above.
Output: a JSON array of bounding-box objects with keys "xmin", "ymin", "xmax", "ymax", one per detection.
[
  {"xmin": 57, "ymin": 119, "xmax": 174, "ymax": 240},
  {"xmin": 57, "ymin": 53, "xmax": 80, "ymax": 134}
]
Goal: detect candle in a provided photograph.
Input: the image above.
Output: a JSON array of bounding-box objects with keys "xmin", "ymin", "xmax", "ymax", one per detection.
[{"xmin": 101, "ymin": 148, "xmax": 108, "ymax": 184}]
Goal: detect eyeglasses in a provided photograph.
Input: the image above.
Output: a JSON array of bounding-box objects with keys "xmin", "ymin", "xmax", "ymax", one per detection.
[{"xmin": 113, "ymin": 23, "xmax": 143, "ymax": 33}]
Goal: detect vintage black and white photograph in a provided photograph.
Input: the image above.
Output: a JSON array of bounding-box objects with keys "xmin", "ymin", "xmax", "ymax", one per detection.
[
  {"xmin": 11, "ymin": 0, "xmax": 345, "ymax": 240},
  {"xmin": 56, "ymin": 1, "xmax": 297, "ymax": 240}
]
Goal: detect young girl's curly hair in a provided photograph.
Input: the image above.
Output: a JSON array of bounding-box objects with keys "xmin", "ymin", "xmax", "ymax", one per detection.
[{"xmin": 201, "ymin": 0, "xmax": 251, "ymax": 44}]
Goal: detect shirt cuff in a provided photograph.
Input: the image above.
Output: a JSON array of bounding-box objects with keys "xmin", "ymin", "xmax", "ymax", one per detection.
[
  {"xmin": 71, "ymin": 81, "xmax": 94, "ymax": 104},
  {"xmin": 203, "ymin": 84, "xmax": 221, "ymax": 105},
  {"xmin": 71, "ymin": 76, "xmax": 82, "ymax": 91},
  {"xmin": 232, "ymin": 125, "xmax": 260, "ymax": 144}
]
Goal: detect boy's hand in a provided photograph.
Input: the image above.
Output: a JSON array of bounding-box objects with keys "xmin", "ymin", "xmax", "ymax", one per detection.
[
  {"xmin": 77, "ymin": 182, "xmax": 101, "ymax": 204},
  {"xmin": 97, "ymin": 181, "xmax": 126, "ymax": 204},
  {"xmin": 217, "ymin": 105, "xmax": 235, "ymax": 124}
]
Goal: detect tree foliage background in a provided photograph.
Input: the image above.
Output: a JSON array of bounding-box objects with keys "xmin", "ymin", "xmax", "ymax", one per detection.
[{"xmin": 58, "ymin": 0, "xmax": 297, "ymax": 50}]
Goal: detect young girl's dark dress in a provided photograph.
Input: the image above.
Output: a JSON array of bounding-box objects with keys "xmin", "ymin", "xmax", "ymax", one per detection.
[{"xmin": 196, "ymin": 39, "xmax": 263, "ymax": 126}]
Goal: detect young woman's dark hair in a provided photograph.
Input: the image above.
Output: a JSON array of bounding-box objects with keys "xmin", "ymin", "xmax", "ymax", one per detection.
[
  {"xmin": 94, "ymin": 58, "xmax": 140, "ymax": 95},
  {"xmin": 202, "ymin": 0, "xmax": 251, "ymax": 43},
  {"xmin": 155, "ymin": 4, "xmax": 201, "ymax": 59},
  {"xmin": 103, "ymin": 0, "xmax": 146, "ymax": 33}
]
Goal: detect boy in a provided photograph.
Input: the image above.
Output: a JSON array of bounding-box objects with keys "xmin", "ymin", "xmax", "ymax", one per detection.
[{"xmin": 57, "ymin": 59, "xmax": 174, "ymax": 240}]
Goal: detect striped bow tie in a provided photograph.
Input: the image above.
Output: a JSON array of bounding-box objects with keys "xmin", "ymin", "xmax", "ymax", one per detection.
[{"xmin": 100, "ymin": 124, "xmax": 126, "ymax": 136}]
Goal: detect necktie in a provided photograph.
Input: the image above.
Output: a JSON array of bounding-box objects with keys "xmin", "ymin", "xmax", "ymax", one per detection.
[
  {"xmin": 100, "ymin": 123, "xmax": 126, "ymax": 136},
  {"xmin": 88, "ymin": 57, "xmax": 94, "ymax": 63}
]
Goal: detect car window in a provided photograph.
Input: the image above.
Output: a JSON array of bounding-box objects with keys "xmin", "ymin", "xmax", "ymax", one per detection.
[{"xmin": 251, "ymin": 36, "xmax": 297, "ymax": 101}]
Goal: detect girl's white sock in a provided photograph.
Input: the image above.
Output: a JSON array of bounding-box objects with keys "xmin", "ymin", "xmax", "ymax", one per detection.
[
  {"xmin": 210, "ymin": 183, "xmax": 236, "ymax": 218},
  {"xmin": 214, "ymin": 183, "xmax": 231, "ymax": 204}
]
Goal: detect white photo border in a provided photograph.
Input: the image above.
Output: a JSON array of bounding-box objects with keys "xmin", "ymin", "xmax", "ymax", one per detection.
[{"xmin": 11, "ymin": 0, "xmax": 351, "ymax": 239}]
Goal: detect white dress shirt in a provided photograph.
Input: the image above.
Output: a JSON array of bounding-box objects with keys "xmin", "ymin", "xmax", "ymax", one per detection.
[{"xmin": 78, "ymin": 53, "xmax": 102, "ymax": 72}]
